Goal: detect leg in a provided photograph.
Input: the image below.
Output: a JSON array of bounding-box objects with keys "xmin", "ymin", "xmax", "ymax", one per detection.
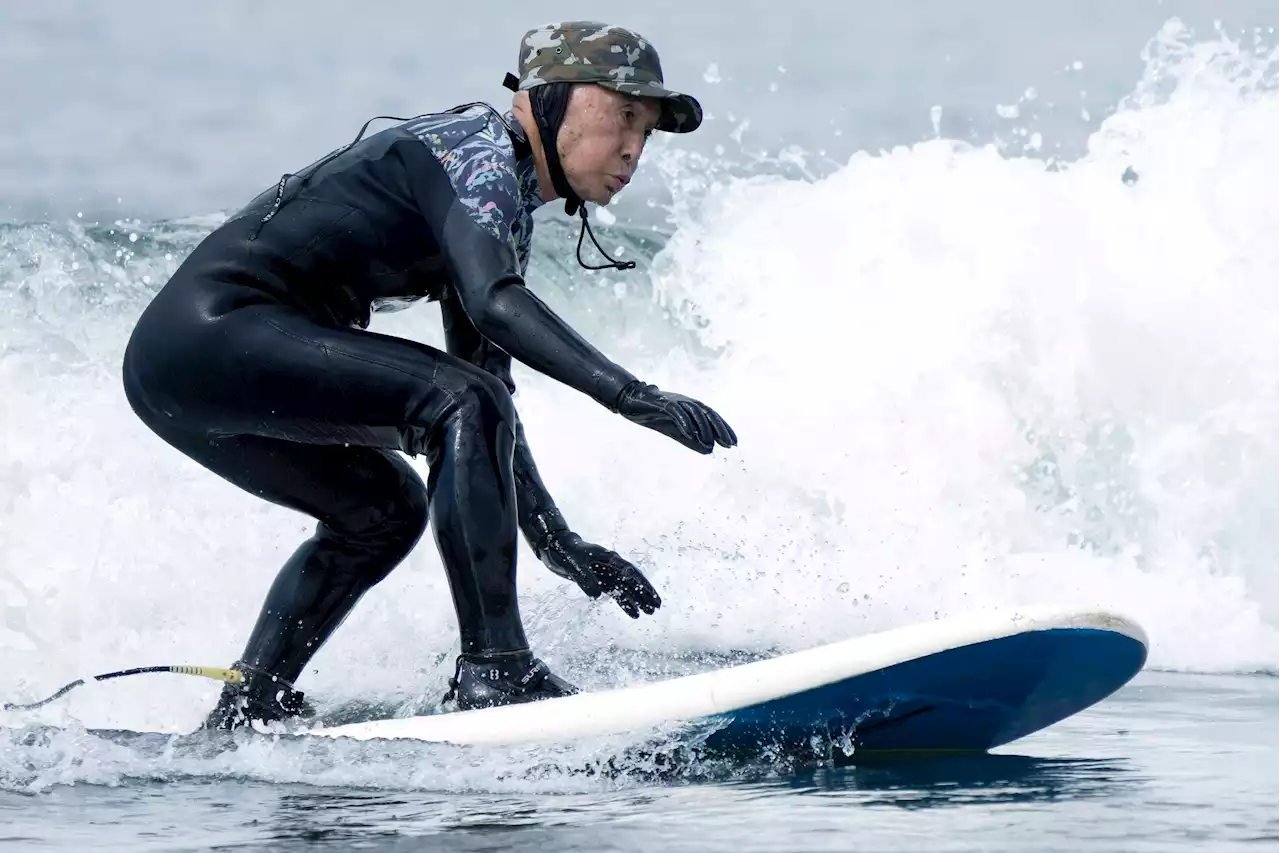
[
  {"xmin": 124, "ymin": 287, "xmax": 570, "ymax": 718},
  {"xmin": 142, "ymin": 430, "xmax": 430, "ymax": 727},
  {"xmin": 166, "ymin": 434, "xmax": 431, "ymax": 684}
]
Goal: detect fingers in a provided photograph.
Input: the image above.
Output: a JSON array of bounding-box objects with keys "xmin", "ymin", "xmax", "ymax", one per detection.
[
  {"xmin": 662, "ymin": 400, "xmax": 698, "ymax": 447},
  {"xmin": 705, "ymin": 405, "xmax": 738, "ymax": 447},
  {"xmin": 679, "ymin": 401, "xmax": 714, "ymax": 451},
  {"xmin": 683, "ymin": 400, "xmax": 736, "ymax": 451},
  {"xmin": 629, "ymin": 559, "xmax": 662, "ymax": 613},
  {"xmin": 614, "ymin": 592, "xmax": 641, "ymax": 619},
  {"xmin": 616, "ymin": 569, "xmax": 660, "ymax": 616},
  {"xmin": 595, "ymin": 556, "xmax": 662, "ymax": 618},
  {"xmin": 630, "ymin": 573, "xmax": 661, "ymax": 614}
]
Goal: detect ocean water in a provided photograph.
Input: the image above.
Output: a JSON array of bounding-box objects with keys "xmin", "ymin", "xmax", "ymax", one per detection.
[{"xmin": 1, "ymin": 1, "xmax": 1277, "ymax": 850}]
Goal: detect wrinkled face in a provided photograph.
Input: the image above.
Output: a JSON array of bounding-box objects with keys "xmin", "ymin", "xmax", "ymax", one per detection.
[{"xmin": 557, "ymin": 84, "xmax": 662, "ymax": 205}]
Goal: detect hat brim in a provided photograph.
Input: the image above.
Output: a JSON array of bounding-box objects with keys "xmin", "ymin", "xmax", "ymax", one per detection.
[{"xmin": 596, "ymin": 80, "xmax": 703, "ymax": 134}]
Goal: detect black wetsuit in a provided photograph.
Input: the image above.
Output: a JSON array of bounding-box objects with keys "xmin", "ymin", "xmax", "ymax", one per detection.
[{"xmin": 123, "ymin": 103, "xmax": 734, "ymax": 721}]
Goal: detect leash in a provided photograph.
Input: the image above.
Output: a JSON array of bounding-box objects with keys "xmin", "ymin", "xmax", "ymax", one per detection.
[{"xmin": 3, "ymin": 665, "xmax": 245, "ymax": 711}]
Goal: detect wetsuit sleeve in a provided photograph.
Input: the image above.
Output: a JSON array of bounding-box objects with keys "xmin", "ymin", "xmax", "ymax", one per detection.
[
  {"xmin": 409, "ymin": 134, "xmax": 637, "ymax": 409},
  {"xmin": 443, "ymin": 210, "xmax": 636, "ymax": 408},
  {"xmin": 440, "ymin": 293, "xmax": 569, "ymax": 545}
]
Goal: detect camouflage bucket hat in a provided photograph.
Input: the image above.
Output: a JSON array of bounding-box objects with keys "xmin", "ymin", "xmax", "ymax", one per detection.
[{"xmin": 506, "ymin": 21, "xmax": 702, "ymax": 134}]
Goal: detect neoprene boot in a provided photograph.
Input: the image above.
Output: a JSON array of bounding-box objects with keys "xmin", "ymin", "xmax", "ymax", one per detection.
[
  {"xmin": 201, "ymin": 666, "xmax": 315, "ymax": 731},
  {"xmin": 445, "ymin": 651, "xmax": 579, "ymax": 711}
]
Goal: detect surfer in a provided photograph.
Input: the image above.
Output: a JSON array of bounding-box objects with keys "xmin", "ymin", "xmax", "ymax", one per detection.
[{"xmin": 121, "ymin": 21, "xmax": 736, "ymax": 730}]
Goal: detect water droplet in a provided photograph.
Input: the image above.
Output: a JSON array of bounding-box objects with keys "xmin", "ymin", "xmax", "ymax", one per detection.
[{"xmin": 837, "ymin": 582, "xmax": 850, "ymax": 593}]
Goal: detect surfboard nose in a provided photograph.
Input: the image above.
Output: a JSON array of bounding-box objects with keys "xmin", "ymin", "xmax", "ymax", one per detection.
[{"xmin": 702, "ymin": 619, "xmax": 1149, "ymax": 758}]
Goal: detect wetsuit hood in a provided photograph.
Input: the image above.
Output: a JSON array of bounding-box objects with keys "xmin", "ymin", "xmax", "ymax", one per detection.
[{"xmin": 518, "ymin": 81, "xmax": 582, "ymax": 217}]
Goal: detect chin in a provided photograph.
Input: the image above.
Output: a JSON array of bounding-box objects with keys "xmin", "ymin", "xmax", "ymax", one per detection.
[{"xmin": 569, "ymin": 178, "xmax": 618, "ymax": 206}]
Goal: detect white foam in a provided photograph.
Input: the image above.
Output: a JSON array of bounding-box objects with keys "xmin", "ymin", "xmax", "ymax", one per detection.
[{"xmin": 618, "ymin": 19, "xmax": 1278, "ymax": 673}]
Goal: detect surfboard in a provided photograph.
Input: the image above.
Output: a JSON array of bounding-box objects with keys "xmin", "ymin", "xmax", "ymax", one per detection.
[{"xmin": 310, "ymin": 606, "xmax": 1148, "ymax": 758}]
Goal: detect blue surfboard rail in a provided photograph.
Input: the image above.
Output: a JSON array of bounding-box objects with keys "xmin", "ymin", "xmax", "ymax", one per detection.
[{"xmin": 700, "ymin": 627, "xmax": 1148, "ymax": 760}]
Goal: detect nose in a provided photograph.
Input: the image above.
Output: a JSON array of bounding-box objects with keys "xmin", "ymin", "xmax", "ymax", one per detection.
[{"xmin": 621, "ymin": 134, "xmax": 645, "ymax": 166}]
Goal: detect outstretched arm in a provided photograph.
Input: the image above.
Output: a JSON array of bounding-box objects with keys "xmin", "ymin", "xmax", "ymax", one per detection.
[
  {"xmin": 436, "ymin": 204, "xmax": 638, "ymax": 409},
  {"xmin": 405, "ymin": 126, "xmax": 635, "ymax": 409},
  {"xmin": 430, "ymin": 201, "xmax": 736, "ymax": 454},
  {"xmin": 408, "ymin": 123, "xmax": 735, "ymax": 454}
]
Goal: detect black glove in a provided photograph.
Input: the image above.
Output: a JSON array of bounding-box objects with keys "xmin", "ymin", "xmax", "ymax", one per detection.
[
  {"xmin": 613, "ymin": 380, "xmax": 738, "ymax": 455},
  {"xmin": 528, "ymin": 511, "xmax": 661, "ymax": 619}
]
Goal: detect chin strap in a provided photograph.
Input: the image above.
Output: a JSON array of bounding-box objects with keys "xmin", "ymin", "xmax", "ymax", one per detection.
[{"xmin": 573, "ymin": 207, "xmax": 636, "ymax": 272}]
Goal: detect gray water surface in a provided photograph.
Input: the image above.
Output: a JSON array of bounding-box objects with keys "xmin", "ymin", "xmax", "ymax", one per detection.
[
  {"xmin": 2, "ymin": 0, "xmax": 1274, "ymax": 223},
  {"xmin": 1, "ymin": 673, "xmax": 1275, "ymax": 852}
]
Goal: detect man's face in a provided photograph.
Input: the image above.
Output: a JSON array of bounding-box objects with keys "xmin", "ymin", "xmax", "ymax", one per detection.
[{"xmin": 557, "ymin": 84, "xmax": 662, "ymax": 205}]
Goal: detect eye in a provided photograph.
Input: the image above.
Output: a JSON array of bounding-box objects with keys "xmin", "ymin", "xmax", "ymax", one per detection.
[{"xmin": 621, "ymin": 103, "xmax": 654, "ymax": 141}]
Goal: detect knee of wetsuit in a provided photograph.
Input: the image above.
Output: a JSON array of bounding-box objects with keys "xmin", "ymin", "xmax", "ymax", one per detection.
[
  {"xmin": 464, "ymin": 368, "xmax": 517, "ymax": 433},
  {"xmin": 402, "ymin": 367, "xmax": 516, "ymax": 458}
]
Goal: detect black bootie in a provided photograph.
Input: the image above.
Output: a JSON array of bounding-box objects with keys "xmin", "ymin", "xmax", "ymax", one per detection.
[
  {"xmin": 201, "ymin": 665, "xmax": 315, "ymax": 731},
  {"xmin": 444, "ymin": 651, "xmax": 579, "ymax": 711}
]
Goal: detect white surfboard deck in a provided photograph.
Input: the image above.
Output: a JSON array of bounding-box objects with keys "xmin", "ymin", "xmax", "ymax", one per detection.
[{"xmin": 309, "ymin": 606, "xmax": 1147, "ymax": 747}]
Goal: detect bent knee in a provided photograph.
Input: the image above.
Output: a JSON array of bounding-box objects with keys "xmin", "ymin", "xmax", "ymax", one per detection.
[
  {"xmin": 400, "ymin": 364, "xmax": 516, "ymax": 458},
  {"xmin": 456, "ymin": 367, "xmax": 516, "ymax": 432}
]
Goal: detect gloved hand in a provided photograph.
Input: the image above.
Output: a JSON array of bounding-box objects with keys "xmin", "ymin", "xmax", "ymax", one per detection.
[
  {"xmin": 614, "ymin": 380, "xmax": 738, "ymax": 454},
  {"xmin": 531, "ymin": 524, "xmax": 661, "ymax": 619}
]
